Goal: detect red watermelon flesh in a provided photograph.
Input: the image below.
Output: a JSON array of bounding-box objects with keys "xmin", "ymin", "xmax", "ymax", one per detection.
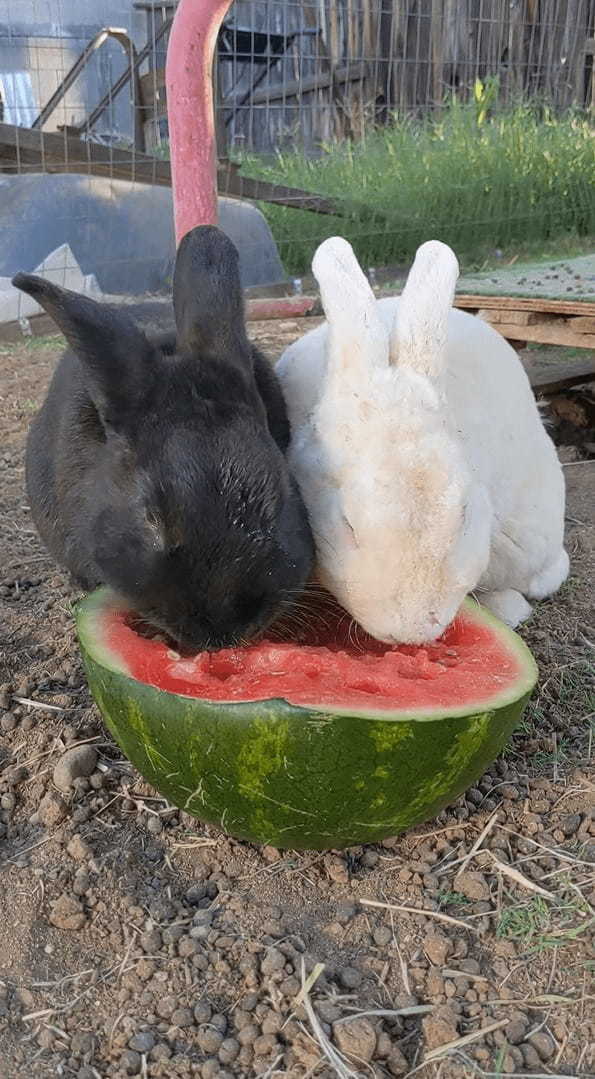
[{"xmin": 97, "ymin": 596, "xmax": 524, "ymax": 715}]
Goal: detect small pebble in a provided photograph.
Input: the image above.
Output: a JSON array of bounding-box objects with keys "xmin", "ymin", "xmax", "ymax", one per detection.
[
  {"xmin": 171, "ymin": 1007, "xmax": 194, "ymax": 1028},
  {"xmin": 332, "ymin": 1017, "xmax": 376, "ymax": 1062},
  {"xmin": 38, "ymin": 790, "xmax": 68, "ymax": 828},
  {"xmin": 53, "ymin": 746, "xmax": 98, "ymax": 792},
  {"xmin": 260, "ymin": 947, "xmax": 285, "ymax": 975},
  {"xmin": 560, "ymin": 813, "xmax": 581, "ymax": 836},
  {"xmin": 453, "ymin": 870, "xmax": 491, "ymax": 901},
  {"xmin": 422, "ymin": 1005, "xmax": 459, "ymax": 1050},
  {"xmin": 339, "ymin": 966, "xmax": 363, "ymax": 989},
  {"xmin": 218, "ymin": 1037, "xmax": 240, "ymax": 1064},
  {"xmin": 49, "ymin": 893, "xmax": 87, "ymax": 931},
  {"xmin": 197, "ymin": 1026, "xmax": 224, "ymax": 1053},
  {"xmin": 119, "ymin": 1049, "xmax": 141, "ymax": 1075},
  {"xmin": 128, "ymin": 1032, "xmax": 155, "ymax": 1054},
  {"xmin": 528, "ymin": 1031, "xmax": 555, "ymax": 1061},
  {"xmin": 140, "ymin": 928, "xmax": 162, "ymax": 953},
  {"xmin": 67, "ymin": 835, "xmax": 91, "ymax": 862},
  {"xmin": 424, "ymin": 933, "xmax": 452, "ymax": 965},
  {"xmin": 193, "ymin": 1001, "xmax": 212, "ymax": 1025}
]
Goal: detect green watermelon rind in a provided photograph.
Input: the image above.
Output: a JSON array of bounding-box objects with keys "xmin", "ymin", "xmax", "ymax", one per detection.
[{"xmin": 76, "ymin": 591, "xmax": 537, "ymax": 850}]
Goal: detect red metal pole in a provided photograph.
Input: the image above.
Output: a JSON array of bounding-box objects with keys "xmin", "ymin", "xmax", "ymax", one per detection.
[
  {"xmin": 165, "ymin": 0, "xmax": 233, "ymax": 245},
  {"xmin": 245, "ymin": 296, "xmax": 318, "ymax": 321}
]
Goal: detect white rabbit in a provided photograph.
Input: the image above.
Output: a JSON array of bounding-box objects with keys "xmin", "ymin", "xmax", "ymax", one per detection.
[{"xmin": 277, "ymin": 237, "xmax": 569, "ymax": 644}]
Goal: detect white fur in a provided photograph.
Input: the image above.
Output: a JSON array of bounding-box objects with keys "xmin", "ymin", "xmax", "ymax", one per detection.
[{"xmin": 277, "ymin": 237, "xmax": 569, "ymax": 643}]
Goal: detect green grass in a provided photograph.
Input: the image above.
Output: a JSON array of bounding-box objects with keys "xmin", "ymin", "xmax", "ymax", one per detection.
[
  {"xmin": 24, "ymin": 333, "xmax": 64, "ymax": 350},
  {"xmin": 437, "ymin": 889, "xmax": 472, "ymax": 910},
  {"xmin": 236, "ymin": 104, "xmax": 595, "ymax": 275},
  {"xmin": 496, "ymin": 895, "xmax": 592, "ymax": 954}
]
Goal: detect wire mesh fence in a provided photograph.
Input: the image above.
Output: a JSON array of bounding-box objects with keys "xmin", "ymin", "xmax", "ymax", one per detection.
[{"xmin": 0, "ymin": 0, "xmax": 593, "ymax": 313}]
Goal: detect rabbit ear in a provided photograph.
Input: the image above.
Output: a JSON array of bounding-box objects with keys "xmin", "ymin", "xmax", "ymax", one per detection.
[
  {"xmin": 12, "ymin": 273, "xmax": 157, "ymax": 426},
  {"xmin": 390, "ymin": 241, "xmax": 459, "ymax": 379},
  {"xmin": 173, "ymin": 225, "xmax": 250, "ymax": 359},
  {"xmin": 312, "ymin": 237, "xmax": 389, "ymax": 377}
]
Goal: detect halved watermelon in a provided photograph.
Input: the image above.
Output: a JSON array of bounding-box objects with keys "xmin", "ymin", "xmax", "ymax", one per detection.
[{"xmin": 76, "ymin": 589, "xmax": 537, "ymax": 850}]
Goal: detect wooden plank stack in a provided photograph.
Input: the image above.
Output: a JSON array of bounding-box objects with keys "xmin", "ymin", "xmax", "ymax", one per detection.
[{"xmin": 454, "ymin": 295, "xmax": 595, "ymax": 351}]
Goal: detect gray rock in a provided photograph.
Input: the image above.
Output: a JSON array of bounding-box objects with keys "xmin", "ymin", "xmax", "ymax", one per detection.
[
  {"xmin": 197, "ymin": 1026, "xmax": 224, "ymax": 1053},
  {"xmin": 261, "ymin": 947, "xmax": 286, "ymax": 975},
  {"xmin": 339, "ymin": 966, "xmax": 363, "ymax": 989},
  {"xmin": 528, "ymin": 1031, "xmax": 555, "ymax": 1061},
  {"xmin": 120, "ymin": 1049, "xmax": 141, "ymax": 1074},
  {"xmin": 53, "ymin": 746, "xmax": 98, "ymax": 792},
  {"xmin": 128, "ymin": 1032, "xmax": 156, "ymax": 1054},
  {"xmin": 171, "ymin": 1007, "xmax": 194, "ymax": 1028}
]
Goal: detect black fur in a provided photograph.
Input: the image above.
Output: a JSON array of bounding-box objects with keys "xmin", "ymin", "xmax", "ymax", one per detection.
[{"xmin": 14, "ymin": 225, "xmax": 314, "ymax": 650}]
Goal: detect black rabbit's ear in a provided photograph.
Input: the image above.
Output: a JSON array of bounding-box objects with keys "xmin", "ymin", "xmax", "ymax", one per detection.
[
  {"xmin": 12, "ymin": 274, "xmax": 158, "ymax": 426},
  {"xmin": 173, "ymin": 226, "xmax": 250, "ymax": 358}
]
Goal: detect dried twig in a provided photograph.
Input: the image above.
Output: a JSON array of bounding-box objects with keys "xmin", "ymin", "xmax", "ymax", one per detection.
[
  {"xmin": 293, "ymin": 962, "xmax": 325, "ymax": 1009},
  {"xmin": 488, "ymin": 852, "xmax": 556, "ymax": 901},
  {"xmin": 359, "ymin": 898, "xmax": 478, "ymax": 934},
  {"xmin": 298, "ymin": 959, "xmax": 362, "ymax": 1079},
  {"xmin": 336, "ymin": 1006, "xmax": 434, "ymax": 1022},
  {"xmin": 436, "ymin": 809, "xmax": 499, "ymax": 877},
  {"xmin": 498, "ymin": 826, "xmax": 592, "ymax": 866},
  {"xmin": 442, "ymin": 968, "xmax": 489, "ymax": 983}
]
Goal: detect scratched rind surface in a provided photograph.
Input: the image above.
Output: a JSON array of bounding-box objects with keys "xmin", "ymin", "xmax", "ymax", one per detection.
[{"xmin": 78, "ymin": 645, "xmax": 533, "ymax": 851}]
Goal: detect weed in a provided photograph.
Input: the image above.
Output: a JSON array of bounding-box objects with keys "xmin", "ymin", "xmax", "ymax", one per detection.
[
  {"xmin": 233, "ymin": 104, "xmax": 594, "ymax": 274},
  {"xmin": 492, "ymin": 1046, "xmax": 507, "ymax": 1075},
  {"xmin": 24, "ymin": 333, "xmax": 64, "ymax": 351},
  {"xmin": 437, "ymin": 890, "xmax": 472, "ymax": 910},
  {"xmin": 496, "ymin": 895, "xmax": 591, "ymax": 953}
]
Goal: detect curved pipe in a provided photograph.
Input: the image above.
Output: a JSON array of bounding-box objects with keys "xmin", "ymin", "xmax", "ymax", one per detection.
[
  {"xmin": 166, "ymin": 0, "xmax": 233, "ymax": 244},
  {"xmin": 32, "ymin": 28, "xmax": 140, "ymax": 138}
]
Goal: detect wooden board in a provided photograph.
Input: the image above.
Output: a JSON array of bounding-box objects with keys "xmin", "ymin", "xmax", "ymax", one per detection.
[
  {"xmin": 490, "ymin": 322, "xmax": 595, "ymax": 349},
  {"xmin": 455, "ymin": 294, "xmax": 595, "ymax": 351},
  {"xmin": 527, "ymin": 357, "xmax": 595, "ymax": 395},
  {"xmin": 0, "ymin": 123, "xmax": 343, "ymax": 215},
  {"xmin": 455, "ymin": 294, "xmax": 595, "ymax": 318}
]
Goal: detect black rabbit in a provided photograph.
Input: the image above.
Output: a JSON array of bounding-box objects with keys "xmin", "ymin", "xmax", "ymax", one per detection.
[{"xmin": 13, "ymin": 225, "xmax": 314, "ymax": 650}]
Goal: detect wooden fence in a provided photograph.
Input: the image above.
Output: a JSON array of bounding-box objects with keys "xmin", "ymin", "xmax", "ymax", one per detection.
[{"xmin": 212, "ymin": 0, "xmax": 595, "ymax": 152}]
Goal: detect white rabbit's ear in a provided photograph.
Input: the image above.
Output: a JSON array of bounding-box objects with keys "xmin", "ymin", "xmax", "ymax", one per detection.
[
  {"xmin": 390, "ymin": 240, "xmax": 459, "ymax": 379},
  {"xmin": 312, "ymin": 237, "xmax": 389, "ymax": 376}
]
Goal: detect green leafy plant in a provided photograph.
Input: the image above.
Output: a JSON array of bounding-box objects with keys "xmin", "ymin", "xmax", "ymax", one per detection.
[
  {"xmin": 234, "ymin": 104, "xmax": 594, "ymax": 274},
  {"xmin": 473, "ymin": 76, "xmax": 501, "ymax": 126}
]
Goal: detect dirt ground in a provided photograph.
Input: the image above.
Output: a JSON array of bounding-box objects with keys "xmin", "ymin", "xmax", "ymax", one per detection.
[{"xmin": 0, "ymin": 322, "xmax": 593, "ymax": 1079}]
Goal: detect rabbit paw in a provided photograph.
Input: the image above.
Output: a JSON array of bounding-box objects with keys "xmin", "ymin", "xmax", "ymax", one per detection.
[
  {"xmin": 479, "ymin": 589, "xmax": 533, "ymax": 627},
  {"xmin": 527, "ymin": 549, "xmax": 570, "ymax": 600}
]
